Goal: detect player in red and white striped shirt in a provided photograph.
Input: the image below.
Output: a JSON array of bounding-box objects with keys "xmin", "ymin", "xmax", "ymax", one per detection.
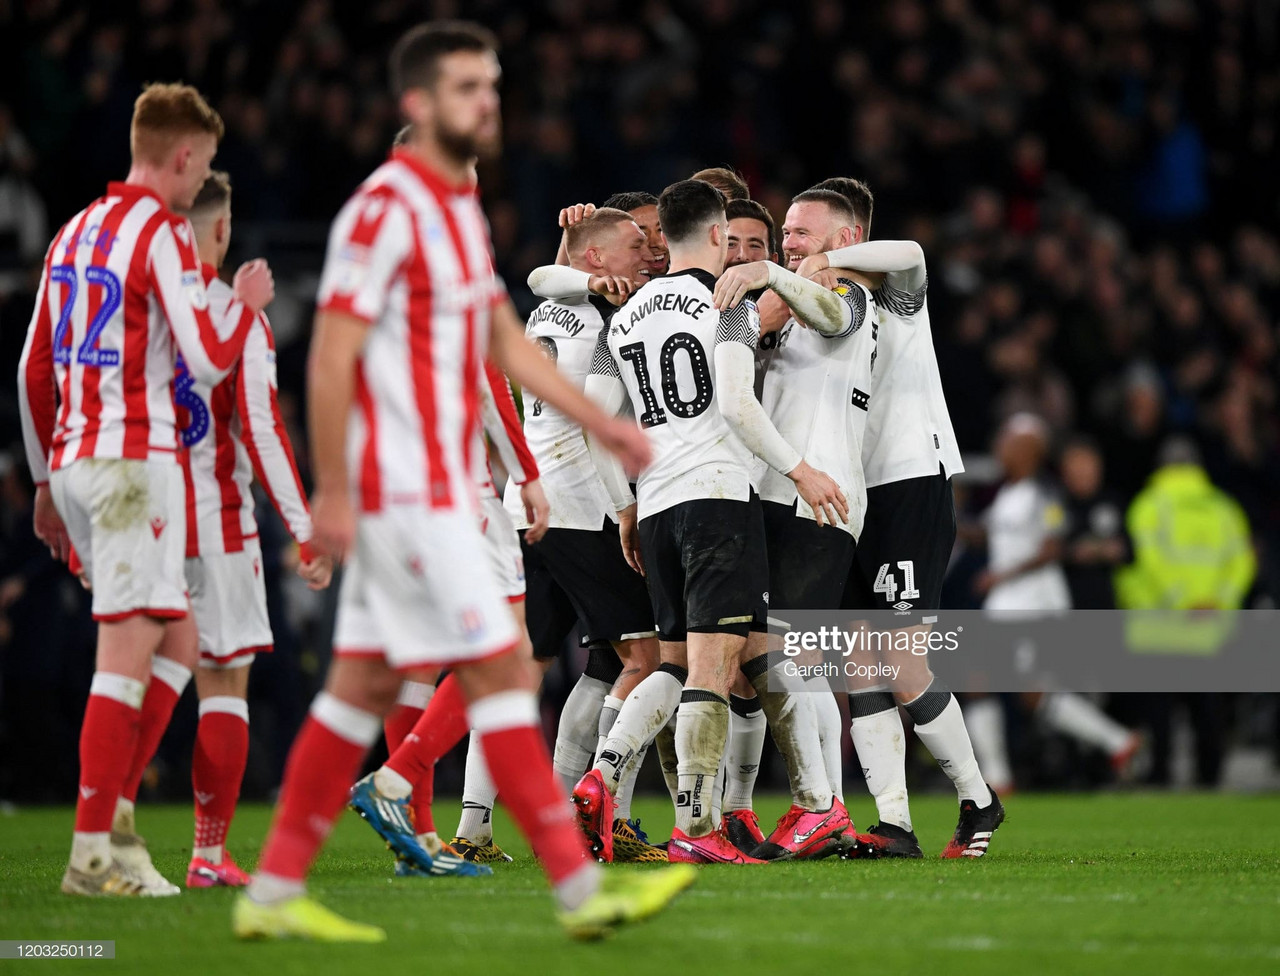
[
  {"xmin": 174, "ymin": 172, "xmax": 334, "ymax": 889},
  {"xmin": 17, "ymin": 84, "xmax": 273, "ymax": 898},
  {"xmin": 235, "ymin": 22, "xmax": 691, "ymax": 944}
]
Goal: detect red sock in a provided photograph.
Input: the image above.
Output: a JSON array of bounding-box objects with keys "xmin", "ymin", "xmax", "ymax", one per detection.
[
  {"xmin": 75, "ymin": 675, "xmax": 145, "ymax": 833},
  {"xmin": 257, "ymin": 693, "xmax": 379, "ymax": 882},
  {"xmin": 385, "ymin": 675, "xmax": 466, "ymax": 835},
  {"xmin": 192, "ymin": 697, "xmax": 250, "ymax": 858},
  {"xmin": 121, "ymin": 658, "xmax": 191, "ymax": 804},
  {"xmin": 471, "ymin": 691, "xmax": 589, "ymax": 885},
  {"xmin": 383, "ymin": 704, "xmax": 424, "ymax": 754}
]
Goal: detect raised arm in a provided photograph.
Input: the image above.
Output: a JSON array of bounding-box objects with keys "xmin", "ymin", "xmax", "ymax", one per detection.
[
  {"xmin": 713, "ymin": 302, "xmax": 848, "ymax": 526},
  {"xmin": 806, "ymin": 239, "xmax": 926, "ymax": 295}
]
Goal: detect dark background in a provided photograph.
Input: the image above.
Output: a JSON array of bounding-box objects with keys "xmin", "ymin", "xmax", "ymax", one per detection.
[{"xmin": 1, "ymin": 0, "xmax": 1278, "ymax": 804}]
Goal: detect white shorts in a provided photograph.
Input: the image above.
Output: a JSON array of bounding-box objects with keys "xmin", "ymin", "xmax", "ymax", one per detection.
[
  {"xmin": 333, "ymin": 505, "xmax": 520, "ymax": 670},
  {"xmin": 50, "ymin": 458, "xmax": 187, "ymax": 622},
  {"xmin": 186, "ymin": 540, "xmax": 273, "ymax": 667},
  {"xmin": 481, "ymin": 495, "xmax": 525, "ymax": 602}
]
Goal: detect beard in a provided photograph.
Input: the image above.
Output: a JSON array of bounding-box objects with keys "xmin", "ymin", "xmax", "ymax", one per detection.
[{"xmin": 436, "ymin": 116, "xmax": 502, "ymax": 164}]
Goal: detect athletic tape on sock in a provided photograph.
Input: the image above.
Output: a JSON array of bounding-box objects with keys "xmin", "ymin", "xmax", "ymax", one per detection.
[
  {"xmin": 468, "ymin": 690, "xmax": 539, "ymax": 734},
  {"xmin": 198, "ymin": 695, "xmax": 249, "ymax": 722},
  {"xmin": 89, "ymin": 671, "xmax": 146, "ymax": 710},
  {"xmin": 585, "ymin": 642, "xmax": 624, "ymax": 683},
  {"xmin": 151, "ymin": 655, "xmax": 193, "ymax": 695},
  {"xmin": 849, "ymin": 688, "xmax": 897, "ymax": 718},
  {"xmin": 729, "ymin": 694, "xmax": 762, "ymax": 718},
  {"xmin": 903, "ymin": 677, "xmax": 951, "ymax": 726},
  {"xmin": 656, "ymin": 662, "xmax": 688, "ymax": 684},
  {"xmin": 396, "ymin": 680, "xmax": 435, "ymax": 709},
  {"xmin": 311, "ymin": 692, "xmax": 381, "ymax": 746}
]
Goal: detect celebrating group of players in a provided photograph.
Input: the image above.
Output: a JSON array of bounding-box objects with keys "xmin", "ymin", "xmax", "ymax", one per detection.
[{"xmin": 17, "ymin": 18, "xmax": 1004, "ymax": 944}]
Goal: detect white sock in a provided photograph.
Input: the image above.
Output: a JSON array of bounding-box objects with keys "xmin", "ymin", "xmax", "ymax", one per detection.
[
  {"xmin": 70, "ymin": 832, "xmax": 111, "ymax": 874},
  {"xmin": 613, "ymin": 743, "xmax": 647, "ymax": 822},
  {"xmin": 654, "ymin": 716, "xmax": 679, "ymax": 803},
  {"xmin": 554, "ymin": 862, "xmax": 601, "ymax": 912},
  {"xmin": 113, "ymin": 796, "xmax": 136, "ymax": 834},
  {"xmin": 907, "ymin": 680, "xmax": 992, "ymax": 806},
  {"xmin": 848, "ymin": 689, "xmax": 912, "ymax": 831},
  {"xmin": 807, "ymin": 678, "xmax": 844, "ymax": 801},
  {"xmin": 373, "ymin": 765, "xmax": 414, "ymax": 801},
  {"xmin": 743, "ymin": 656, "xmax": 832, "ymax": 812},
  {"xmin": 724, "ymin": 696, "xmax": 765, "ymax": 811},
  {"xmin": 597, "ymin": 667, "xmax": 684, "ymax": 794},
  {"xmin": 1039, "ymin": 693, "xmax": 1132, "ymax": 756},
  {"xmin": 553, "ymin": 674, "xmax": 610, "ymax": 789},
  {"xmin": 710, "ymin": 754, "xmax": 726, "ymax": 829},
  {"xmin": 595, "ymin": 695, "xmax": 624, "ymax": 762},
  {"xmin": 247, "ymin": 870, "xmax": 306, "ymax": 905},
  {"xmin": 955, "ymin": 697, "xmax": 1007, "ymax": 800},
  {"xmin": 457, "ymin": 729, "xmax": 497, "ymax": 843},
  {"xmin": 674, "ymin": 691, "xmax": 728, "ymax": 837}
]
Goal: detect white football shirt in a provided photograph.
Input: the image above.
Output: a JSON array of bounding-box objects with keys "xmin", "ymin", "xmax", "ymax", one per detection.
[
  {"xmin": 863, "ymin": 271, "xmax": 965, "ymax": 487},
  {"xmin": 984, "ymin": 477, "xmax": 1072, "ymax": 612},
  {"xmin": 503, "ymin": 295, "xmax": 615, "ymax": 530},
  {"xmin": 592, "ymin": 269, "xmax": 757, "ymax": 518},
  {"xmin": 758, "ymin": 277, "xmax": 876, "ymax": 538}
]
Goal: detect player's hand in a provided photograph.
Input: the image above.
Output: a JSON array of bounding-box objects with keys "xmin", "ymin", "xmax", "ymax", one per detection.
[
  {"xmin": 788, "ymin": 460, "xmax": 849, "ymax": 528},
  {"xmin": 795, "ymin": 253, "xmax": 831, "ymax": 280},
  {"xmin": 558, "ymin": 203, "xmax": 596, "ymax": 229},
  {"xmin": 618, "ymin": 503, "xmax": 645, "ymax": 576},
  {"xmin": 756, "ymin": 289, "xmax": 790, "ymax": 334},
  {"xmin": 33, "ymin": 484, "xmax": 70, "ymax": 563},
  {"xmin": 973, "ymin": 569, "xmax": 1001, "ymax": 596},
  {"xmin": 233, "ymin": 259, "xmax": 275, "ymax": 312},
  {"xmin": 310, "ymin": 488, "xmax": 356, "ymax": 561},
  {"xmin": 713, "ymin": 261, "xmax": 771, "ymax": 310},
  {"xmin": 590, "ymin": 417, "xmax": 651, "ymax": 478},
  {"xmin": 588, "ymin": 274, "xmax": 635, "ymax": 306},
  {"xmin": 297, "ymin": 553, "xmax": 334, "ymax": 590},
  {"xmin": 521, "ymin": 479, "xmax": 551, "ymax": 544}
]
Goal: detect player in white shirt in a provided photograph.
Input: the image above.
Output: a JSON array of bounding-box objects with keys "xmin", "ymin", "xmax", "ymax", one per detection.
[
  {"xmin": 18, "ymin": 83, "xmax": 272, "ymax": 897},
  {"xmin": 798, "ymin": 177, "xmax": 1003, "ymax": 859},
  {"xmin": 970, "ymin": 413, "xmax": 1139, "ymax": 791},
  {"xmin": 176, "ymin": 172, "xmax": 333, "ymax": 889},
  {"xmin": 714, "ymin": 188, "xmax": 880, "ymax": 858},
  {"xmin": 505, "ymin": 207, "xmax": 666, "ymax": 862},
  {"xmin": 576, "ymin": 179, "xmax": 851, "ymax": 864}
]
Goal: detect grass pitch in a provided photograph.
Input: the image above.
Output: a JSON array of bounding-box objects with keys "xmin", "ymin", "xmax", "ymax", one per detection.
[{"xmin": 1, "ymin": 793, "xmax": 1278, "ymax": 975}]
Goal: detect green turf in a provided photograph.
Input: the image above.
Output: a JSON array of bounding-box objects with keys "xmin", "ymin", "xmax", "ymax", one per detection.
[{"xmin": 2, "ymin": 793, "xmax": 1279, "ymax": 975}]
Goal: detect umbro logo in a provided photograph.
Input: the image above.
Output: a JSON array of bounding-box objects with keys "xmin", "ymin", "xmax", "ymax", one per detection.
[
  {"xmin": 79, "ymin": 786, "xmax": 98, "ymax": 800},
  {"xmin": 195, "ymin": 790, "xmax": 215, "ymax": 805},
  {"xmin": 892, "ymin": 601, "xmax": 913, "ymax": 613},
  {"xmin": 739, "ymin": 764, "xmax": 758, "ymax": 774}
]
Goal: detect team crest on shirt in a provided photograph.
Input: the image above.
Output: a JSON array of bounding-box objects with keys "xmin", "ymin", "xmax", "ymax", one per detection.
[
  {"xmin": 459, "ymin": 607, "xmax": 485, "ymax": 639},
  {"xmin": 181, "ymin": 270, "xmax": 209, "ymax": 311}
]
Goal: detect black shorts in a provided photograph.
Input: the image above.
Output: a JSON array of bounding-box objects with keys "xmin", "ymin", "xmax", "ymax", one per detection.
[
  {"xmin": 524, "ymin": 520, "xmax": 656, "ymax": 654},
  {"xmin": 843, "ymin": 466, "xmax": 956, "ymax": 617},
  {"xmin": 640, "ymin": 493, "xmax": 769, "ymax": 642},
  {"xmin": 521, "ymin": 534, "xmax": 580, "ymax": 660},
  {"xmin": 762, "ymin": 500, "xmax": 856, "ymax": 610}
]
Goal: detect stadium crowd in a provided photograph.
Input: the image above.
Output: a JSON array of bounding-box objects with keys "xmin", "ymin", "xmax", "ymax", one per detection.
[{"xmin": 1, "ymin": 0, "xmax": 1278, "ymax": 805}]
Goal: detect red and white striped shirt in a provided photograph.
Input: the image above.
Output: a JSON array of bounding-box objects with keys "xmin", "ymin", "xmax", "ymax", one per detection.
[
  {"xmin": 180, "ymin": 266, "xmax": 314, "ymax": 559},
  {"xmin": 476, "ymin": 360, "xmax": 538, "ymax": 500},
  {"xmin": 316, "ymin": 149, "xmax": 507, "ymax": 514},
  {"xmin": 18, "ymin": 182, "xmax": 251, "ymax": 483}
]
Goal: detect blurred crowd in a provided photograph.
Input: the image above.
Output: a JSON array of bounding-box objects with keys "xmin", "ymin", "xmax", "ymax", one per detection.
[{"xmin": 1, "ymin": 0, "xmax": 1278, "ymax": 800}]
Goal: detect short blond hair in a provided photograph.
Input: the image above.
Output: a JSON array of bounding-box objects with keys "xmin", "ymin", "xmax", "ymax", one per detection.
[
  {"xmin": 565, "ymin": 208, "xmax": 637, "ymax": 255},
  {"xmin": 130, "ymin": 83, "xmax": 224, "ymax": 166}
]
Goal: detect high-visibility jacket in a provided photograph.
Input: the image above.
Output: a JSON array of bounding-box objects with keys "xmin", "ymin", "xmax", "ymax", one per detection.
[{"xmin": 1115, "ymin": 465, "xmax": 1255, "ymax": 610}]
